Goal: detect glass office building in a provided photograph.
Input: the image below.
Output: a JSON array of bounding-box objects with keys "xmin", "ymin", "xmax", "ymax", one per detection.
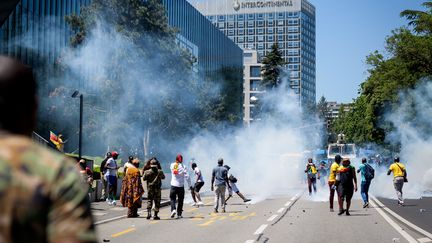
[
  {"xmin": 189, "ymin": 0, "xmax": 316, "ymax": 105},
  {"xmin": 0, "ymin": 0, "xmax": 90, "ymax": 67},
  {"xmin": 163, "ymin": 0, "xmax": 243, "ymax": 75}
]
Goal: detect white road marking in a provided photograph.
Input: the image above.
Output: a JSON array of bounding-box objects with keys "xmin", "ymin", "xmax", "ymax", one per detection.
[
  {"xmin": 290, "ymin": 196, "xmax": 297, "ymax": 201},
  {"xmin": 371, "ymin": 196, "xmax": 432, "ymax": 239},
  {"xmin": 92, "ymin": 212, "xmax": 107, "ymax": 216},
  {"xmin": 254, "ymin": 224, "xmax": 268, "ymax": 235},
  {"xmin": 245, "ymin": 240, "xmax": 255, "ymax": 243},
  {"xmin": 418, "ymin": 238, "xmax": 432, "ymax": 243},
  {"xmin": 284, "ymin": 201, "xmax": 291, "ymax": 207},
  {"xmin": 277, "ymin": 207, "xmax": 285, "ymax": 213},
  {"xmin": 110, "ymin": 207, "xmax": 126, "ymax": 211},
  {"xmin": 369, "ymin": 199, "xmax": 417, "ymax": 243},
  {"xmin": 267, "ymin": 215, "xmax": 278, "ymax": 222}
]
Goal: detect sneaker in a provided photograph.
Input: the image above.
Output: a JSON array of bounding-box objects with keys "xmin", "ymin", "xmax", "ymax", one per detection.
[
  {"xmin": 345, "ymin": 210, "xmax": 351, "ymax": 216},
  {"xmin": 191, "ymin": 202, "xmax": 197, "ymax": 206},
  {"xmin": 177, "ymin": 215, "xmax": 183, "ymax": 219},
  {"xmin": 170, "ymin": 210, "xmax": 177, "ymax": 218},
  {"xmin": 153, "ymin": 215, "xmax": 160, "ymax": 220},
  {"xmin": 112, "ymin": 200, "xmax": 116, "ymax": 206},
  {"xmin": 363, "ymin": 202, "xmax": 369, "ymax": 208},
  {"xmin": 338, "ymin": 209, "xmax": 345, "ymax": 216},
  {"xmin": 213, "ymin": 209, "xmax": 218, "ymax": 213},
  {"xmin": 244, "ymin": 199, "xmax": 251, "ymax": 203},
  {"xmin": 197, "ymin": 201, "xmax": 204, "ymax": 206}
]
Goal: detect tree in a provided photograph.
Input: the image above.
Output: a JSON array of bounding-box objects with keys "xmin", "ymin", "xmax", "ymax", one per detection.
[
  {"xmin": 261, "ymin": 43, "xmax": 286, "ymax": 89},
  {"xmin": 401, "ymin": 1, "xmax": 432, "ymax": 35}
]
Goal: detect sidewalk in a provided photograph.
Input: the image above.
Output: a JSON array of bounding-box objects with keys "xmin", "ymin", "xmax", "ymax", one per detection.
[{"xmin": 91, "ymin": 188, "xmax": 171, "ymax": 224}]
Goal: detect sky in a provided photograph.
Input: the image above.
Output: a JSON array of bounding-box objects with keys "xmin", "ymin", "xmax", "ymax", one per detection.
[{"xmin": 313, "ymin": 0, "xmax": 424, "ymax": 103}]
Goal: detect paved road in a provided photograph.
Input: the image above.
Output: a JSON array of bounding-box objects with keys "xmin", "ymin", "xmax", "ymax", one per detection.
[
  {"xmin": 95, "ymin": 191, "xmax": 426, "ymax": 243},
  {"xmin": 378, "ymin": 196, "xmax": 432, "ymax": 235}
]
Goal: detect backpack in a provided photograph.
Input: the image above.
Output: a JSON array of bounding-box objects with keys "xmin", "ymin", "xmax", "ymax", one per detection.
[
  {"xmin": 338, "ymin": 166, "xmax": 354, "ymax": 185},
  {"xmin": 307, "ymin": 164, "xmax": 317, "ymax": 179},
  {"xmin": 364, "ymin": 164, "xmax": 375, "ymax": 180},
  {"xmin": 229, "ymin": 174, "xmax": 238, "ymax": 183}
]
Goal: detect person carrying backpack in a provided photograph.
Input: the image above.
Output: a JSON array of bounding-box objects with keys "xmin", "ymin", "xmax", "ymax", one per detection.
[
  {"xmin": 357, "ymin": 157, "xmax": 374, "ymax": 208},
  {"xmin": 336, "ymin": 158, "xmax": 357, "ymax": 216},
  {"xmin": 305, "ymin": 158, "xmax": 319, "ymax": 195}
]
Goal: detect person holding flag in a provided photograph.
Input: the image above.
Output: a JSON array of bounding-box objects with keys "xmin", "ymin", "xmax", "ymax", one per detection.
[{"xmin": 50, "ymin": 131, "xmax": 66, "ymax": 152}]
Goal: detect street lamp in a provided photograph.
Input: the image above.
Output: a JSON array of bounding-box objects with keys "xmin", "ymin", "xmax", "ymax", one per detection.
[{"xmin": 71, "ymin": 90, "xmax": 83, "ymax": 159}]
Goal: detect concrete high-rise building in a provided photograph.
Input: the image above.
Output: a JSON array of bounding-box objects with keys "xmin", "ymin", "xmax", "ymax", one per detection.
[{"xmin": 189, "ymin": 0, "xmax": 316, "ymax": 106}]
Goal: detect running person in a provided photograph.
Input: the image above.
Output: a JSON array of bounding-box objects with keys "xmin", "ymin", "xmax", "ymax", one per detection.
[
  {"xmin": 305, "ymin": 158, "xmax": 318, "ymax": 195},
  {"xmin": 357, "ymin": 157, "xmax": 374, "ymax": 208},
  {"xmin": 387, "ymin": 157, "xmax": 407, "ymax": 206},
  {"xmin": 224, "ymin": 165, "xmax": 251, "ymax": 204},
  {"xmin": 191, "ymin": 162, "xmax": 205, "ymax": 206}
]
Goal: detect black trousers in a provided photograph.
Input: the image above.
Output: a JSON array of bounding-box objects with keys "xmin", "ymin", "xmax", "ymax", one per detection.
[{"xmin": 170, "ymin": 186, "xmax": 185, "ymax": 215}]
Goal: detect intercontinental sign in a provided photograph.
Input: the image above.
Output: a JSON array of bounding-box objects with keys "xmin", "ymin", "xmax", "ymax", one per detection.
[
  {"xmin": 191, "ymin": 0, "xmax": 301, "ymax": 15},
  {"xmin": 236, "ymin": 1, "xmax": 294, "ymax": 10}
]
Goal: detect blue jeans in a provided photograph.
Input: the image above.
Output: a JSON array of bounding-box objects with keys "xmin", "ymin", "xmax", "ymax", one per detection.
[{"xmin": 361, "ymin": 180, "xmax": 371, "ymax": 203}]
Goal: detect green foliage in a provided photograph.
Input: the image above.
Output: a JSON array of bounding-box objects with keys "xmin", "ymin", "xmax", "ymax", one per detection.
[
  {"xmin": 332, "ymin": 2, "xmax": 432, "ymax": 146},
  {"xmin": 261, "ymin": 43, "xmax": 286, "ymax": 89}
]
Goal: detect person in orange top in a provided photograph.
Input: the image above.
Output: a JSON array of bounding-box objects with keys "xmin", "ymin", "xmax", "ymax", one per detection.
[
  {"xmin": 120, "ymin": 158, "xmax": 144, "ymax": 218},
  {"xmin": 328, "ymin": 155, "xmax": 341, "ymax": 212},
  {"xmin": 387, "ymin": 157, "xmax": 407, "ymax": 206}
]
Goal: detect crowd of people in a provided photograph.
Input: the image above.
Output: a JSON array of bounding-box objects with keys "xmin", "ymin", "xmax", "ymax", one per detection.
[
  {"xmin": 305, "ymin": 154, "xmax": 408, "ymax": 215},
  {"xmin": 96, "ymin": 152, "xmax": 251, "ymax": 219}
]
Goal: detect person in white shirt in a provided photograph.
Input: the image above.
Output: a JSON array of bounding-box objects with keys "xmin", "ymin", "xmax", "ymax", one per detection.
[
  {"xmin": 191, "ymin": 162, "xmax": 204, "ymax": 206},
  {"xmin": 224, "ymin": 165, "xmax": 251, "ymax": 204},
  {"xmin": 105, "ymin": 151, "xmax": 119, "ymax": 205},
  {"xmin": 169, "ymin": 154, "xmax": 191, "ymax": 219}
]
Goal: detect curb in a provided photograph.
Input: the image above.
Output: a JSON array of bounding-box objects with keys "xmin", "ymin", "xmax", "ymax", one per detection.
[{"xmin": 94, "ymin": 200, "xmax": 171, "ymax": 225}]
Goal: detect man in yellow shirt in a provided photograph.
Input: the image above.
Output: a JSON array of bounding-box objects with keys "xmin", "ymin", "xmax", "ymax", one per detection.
[
  {"xmin": 328, "ymin": 155, "xmax": 341, "ymax": 212},
  {"xmin": 387, "ymin": 157, "xmax": 407, "ymax": 206}
]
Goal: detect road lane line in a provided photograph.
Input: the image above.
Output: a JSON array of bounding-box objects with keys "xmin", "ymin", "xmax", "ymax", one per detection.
[
  {"xmin": 277, "ymin": 208, "xmax": 285, "ymax": 213},
  {"xmin": 245, "ymin": 240, "xmax": 255, "ymax": 243},
  {"xmin": 267, "ymin": 215, "xmax": 278, "ymax": 222},
  {"xmin": 111, "ymin": 228, "xmax": 136, "ymax": 238},
  {"xmin": 187, "ymin": 208, "xmax": 198, "ymax": 212},
  {"xmin": 284, "ymin": 201, "xmax": 291, "ymax": 207},
  {"xmin": 369, "ymin": 199, "xmax": 417, "ymax": 243},
  {"xmin": 290, "ymin": 196, "xmax": 297, "ymax": 201},
  {"xmin": 371, "ymin": 196, "xmax": 432, "ymax": 239},
  {"xmin": 418, "ymin": 238, "xmax": 432, "ymax": 243},
  {"xmin": 254, "ymin": 224, "xmax": 268, "ymax": 235}
]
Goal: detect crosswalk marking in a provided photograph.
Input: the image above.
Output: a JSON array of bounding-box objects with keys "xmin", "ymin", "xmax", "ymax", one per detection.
[{"xmin": 277, "ymin": 208, "xmax": 285, "ymax": 213}]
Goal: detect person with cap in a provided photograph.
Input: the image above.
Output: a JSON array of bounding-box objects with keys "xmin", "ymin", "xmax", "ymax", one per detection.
[
  {"xmin": 191, "ymin": 162, "xmax": 205, "ymax": 206},
  {"xmin": 100, "ymin": 151, "xmax": 112, "ymax": 201},
  {"xmin": 143, "ymin": 158, "xmax": 165, "ymax": 220},
  {"xmin": 387, "ymin": 156, "xmax": 407, "ymax": 206},
  {"xmin": 328, "ymin": 155, "xmax": 342, "ymax": 212},
  {"xmin": 335, "ymin": 158, "xmax": 357, "ymax": 215},
  {"xmin": 0, "ymin": 56, "xmax": 96, "ymax": 242},
  {"xmin": 105, "ymin": 151, "xmax": 119, "ymax": 205},
  {"xmin": 120, "ymin": 158, "xmax": 144, "ymax": 218},
  {"xmin": 224, "ymin": 165, "xmax": 251, "ymax": 204},
  {"xmin": 169, "ymin": 154, "xmax": 191, "ymax": 219},
  {"xmin": 211, "ymin": 158, "xmax": 230, "ymax": 213}
]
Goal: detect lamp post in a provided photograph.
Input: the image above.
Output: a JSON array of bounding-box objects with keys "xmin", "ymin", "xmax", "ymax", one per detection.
[{"xmin": 71, "ymin": 90, "xmax": 83, "ymax": 159}]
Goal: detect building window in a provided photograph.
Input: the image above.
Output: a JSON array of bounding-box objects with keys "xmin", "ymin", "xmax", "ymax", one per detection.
[
  {"xmin": 266, "ymin": 13, "xmax": 274, "ymax": 19},
  {"xmin": 248, "ymin": 29, "xmax": 254, "ymax": 35},
  {"xmin": 257, "ymin": 13, "xmax": 264, "ymax": 20},
  {"xmin": 250, "ymin": 79, "xmax": 261, "ymax": 91},
  {"xmin": 218, "ymin": 22, "xmax": 224, "ymax": 29},
  {"xmin": 277, "ymin": 27, "xmax": 284, "ymax": 34},
  {"xmin": 228, "ymin": 22, "xmax": 235, "ymax": 28},
  {"xmin": 277, "ymin": 12, "xmax": 285, "ymax": 19},
  {"xmin": 237, "ymin": 14, "xmax": 244, "ymax": 20},
  {"xmin": 288, "ymin": 41, "xmax": 300, "ymax": 48},
  {"xmin": 257, "ymin": 28, "xmax": 264, "ymax": 34},
  {"xmin": 277, "ymin": 20, "xmax": 284, "ymax": 26},
  {"xmin": 218, "ymin": 15, "xmax": 225, "ymax": 21},
  {"xmin": 248, "ymin": 14, "xmax": 255, "ymax": 20},
  {"xmin": 238, "ymin": 37, "xmax": 244, "ymax": 43},
  {"xmin": 238, "ymin": 21, "xmax": 244, "ymax": 28},
  {"xmin": 278, "ymin": 35, "xmax": 284, "ymax": 41},
  {"xmin": 250, "ymin": 66, "xmax": 261, "ymax": 77},
  {"xmin": 257, "ymin": 43, "xmax": 264, "ymax": 49},
  {"xmin": 238, "ymin": 29, "xmax": 245, "ymax": 35},
  {"xmin": 267, "ymin": 21, "xmax": 274, "ymax": 27},
  {"xmin": 247, "ymin": 36, "xmax": 254, "ymax": 42},
  {"xmin": 267, "ymin": 28, "xmax": 274, "ymax": 34},
  {"xmin": 288, "ymin": 34, "xmax": 299, "ymax": 40},
  {"xmin": 247, "ymin": 21, "xmax": 254, "ymax": 27},
  {"xmin": 257, "ymin": 20, "xmax": 264, "ymax": 27},
  {"xmin": 267, "ymin": 35, "xmax": 274, "ymax": 42},
  {"xmin": 228, "ymin": 29, "xmax": 234, "ymax": 36},
  {"xmin": 288, "ymin": 26, "xmax": 299, "ymax": 33},
  {"xmin": 228, "ymin": 14, "xmax": 235, "ymax": 21},
  {"xmin": 257, "ymin": 35, "xmax": 264, "ymax": 42}
]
